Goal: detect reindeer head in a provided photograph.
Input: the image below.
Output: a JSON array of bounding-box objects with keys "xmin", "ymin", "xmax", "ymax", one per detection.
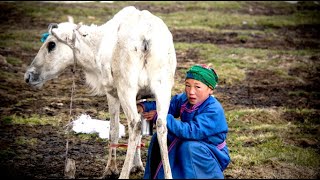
[{"xmin": 24, "ymin": 21, "xmax": 83, "ymax": 89}]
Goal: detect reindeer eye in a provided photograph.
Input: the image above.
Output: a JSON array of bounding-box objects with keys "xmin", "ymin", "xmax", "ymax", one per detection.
[{"xmin": 47, "ymin": 41, "xmax": 56, "ymax": 52}]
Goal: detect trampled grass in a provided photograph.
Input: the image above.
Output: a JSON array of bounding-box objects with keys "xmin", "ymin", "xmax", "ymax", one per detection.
[
  {"xmin": 226, "ymin": 107, "xmax": 320, "ymax": 170},
  {"xmin": 0, "ymin": 1, "xmax": 319, "ymax": 178}
]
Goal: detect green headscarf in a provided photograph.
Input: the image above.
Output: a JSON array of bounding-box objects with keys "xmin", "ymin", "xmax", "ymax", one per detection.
[{"xmin": 186, "ymin": 64, "xmax": 219, "ymax": 89}]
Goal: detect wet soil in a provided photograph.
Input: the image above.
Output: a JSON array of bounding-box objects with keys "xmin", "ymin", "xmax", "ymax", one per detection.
[{"xmin": 0, "ymin": 1, "xmax": 319, "ymax": 179}]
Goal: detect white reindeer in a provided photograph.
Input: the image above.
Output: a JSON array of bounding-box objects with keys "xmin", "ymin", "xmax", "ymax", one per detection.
[{"xmin": 24, "ymin": 6, "xmax": 176, "ymax": 179}]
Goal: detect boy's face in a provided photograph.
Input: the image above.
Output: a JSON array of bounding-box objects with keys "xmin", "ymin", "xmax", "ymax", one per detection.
[{"xmin": 185, "ymin": 79, "xmax": 213, "ymax": 105}]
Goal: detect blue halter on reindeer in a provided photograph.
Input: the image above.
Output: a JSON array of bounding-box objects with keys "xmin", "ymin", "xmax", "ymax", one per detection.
[{"xmin": 41, "ymin": 32, "xmax": 49, "ymax": 43}]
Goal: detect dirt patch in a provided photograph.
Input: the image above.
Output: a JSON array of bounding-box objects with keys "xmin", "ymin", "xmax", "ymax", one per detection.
[
  {"xmin": 0, "ymin": 1, "xmax": 319, "ymax": 179},
  {"xmin": 172, "ymin": 25, "xmax": 320, "ymax": 50}
]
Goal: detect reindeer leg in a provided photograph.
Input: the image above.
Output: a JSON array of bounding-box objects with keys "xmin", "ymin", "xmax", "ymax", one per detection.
[
  {"xmin": 102, "ymin": 94, "xmax": 120, "ymax": 178},
  {"xmin": 153, "ymin": 83, "xmax": 173, "ymax": 179},
  {"xmin": 130, "ymin": 136, "xmax": 145, "ymax": 173},
  {"xmin": 117, "ymin": 89, "xmax": 141, "ymax": 179}
]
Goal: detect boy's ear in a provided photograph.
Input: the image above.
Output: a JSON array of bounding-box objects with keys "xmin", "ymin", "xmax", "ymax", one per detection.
[{"xmin": 209, "ymin": 88, "xmax": 214, "ymax": 95}]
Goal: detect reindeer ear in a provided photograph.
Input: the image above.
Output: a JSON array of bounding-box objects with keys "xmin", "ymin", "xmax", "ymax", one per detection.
[
  {"xmin": 50, "ymin": 24, "xmax": 74, "ymax": 45},
  {"xmin": 67, "ymin": 15, "xmax": 74, "ymax": 24},
  {"xmin": 74, "ymin": 24, "xmax": 88, "ymax": 38}
]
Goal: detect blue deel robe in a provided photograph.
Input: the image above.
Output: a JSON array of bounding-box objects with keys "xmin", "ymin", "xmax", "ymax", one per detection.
[{"xmin": 140, "ymin": 92, "xmax": 231, "ymax": 179}]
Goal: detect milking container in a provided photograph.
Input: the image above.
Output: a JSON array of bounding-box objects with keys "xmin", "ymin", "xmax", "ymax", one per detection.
[{"xmin": 141, "ymin": 114, "xmax": 153, "ymax": 136}]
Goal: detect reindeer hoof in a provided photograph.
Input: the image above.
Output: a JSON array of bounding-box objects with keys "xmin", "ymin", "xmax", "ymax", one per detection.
[
  {"xmin": 130, "ymin": 165, "xmax": 145, "ymax": 173},
  {"xmin": 101, "ymin": 168, "xmax": 120, "ymax": 179}
]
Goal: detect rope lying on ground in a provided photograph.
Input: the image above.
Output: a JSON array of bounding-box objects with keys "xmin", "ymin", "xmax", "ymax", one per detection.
[{"xmin": 109, "ymin": 143, "xmax": 146, "ymax": 148}]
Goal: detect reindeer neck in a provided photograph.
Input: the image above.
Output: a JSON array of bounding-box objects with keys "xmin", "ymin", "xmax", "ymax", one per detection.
[
  {"xmin": 74, "ymin": 24, "xmax": 105, "ymax": 71},
  {"xmin": 74, "ymin": 23, "xmax": 116, "ymax": 95}
]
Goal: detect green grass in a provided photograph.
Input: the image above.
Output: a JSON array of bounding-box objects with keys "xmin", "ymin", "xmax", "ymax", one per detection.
[
  {"xmin": 7, "ymin": 1, "xmax": 319, "ymax": 31},
  {"xmin": 15, "ymin": 136, "xmax": 38, "ymax": 147},
  {"xmin": 4, "ymin": 1, "xmax": 115, "ymax": 25},
  {"xmin": 0, "ymin": 148, "xmax": 16, "ymax": 160},
  {"xmin": 0, "ymin": 70, "xmax": 16, "ymax": 79},
  {"xmin": 258, "ymin": 139, "xmax": 319, "ymax": 167},
  {"xmin": 226, "ymin": 107, "xmax": 320, "ymax": 169},
  {"xmin": 1, "ymin": 1, "xmax": 319, "ymax": 178},
  {"xmin": 175, "ymin": 42, "xmax": 320, "ymax": 86},
  {"xmin": 6, "ymin": 56, "xmax": 22, "ymax": 66},
  {"xmin": 159, "ymin": 5, "xmax": 319, "ymax": 30},
  {"xmin": 0, "ymin": 29, "xmax": 43, "ymax": 52},
  {"xmin": 1, "ymin": 114, "xmax": 61, "ymax": 126}
]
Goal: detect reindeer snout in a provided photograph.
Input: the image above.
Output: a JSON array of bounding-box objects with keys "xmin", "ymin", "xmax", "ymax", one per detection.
[
  {"xmin": 24, "ymin": 71, "xmax": 39, "ymax": 84},
  {"xmin": 24, "ymin": 68, "xmax": 44, "ymax": 88},
  {"xmin": 24, "ymin": 73, "xmax": 31, "ymax": 83}
]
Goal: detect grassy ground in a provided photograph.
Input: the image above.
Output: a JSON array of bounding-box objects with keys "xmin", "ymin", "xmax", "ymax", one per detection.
[{"xmin": 0, "ymin": 1, "xmax": 319, "ymax": 179}]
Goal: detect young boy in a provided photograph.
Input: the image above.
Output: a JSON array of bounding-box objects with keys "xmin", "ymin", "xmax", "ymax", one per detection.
[{"xmin": 137, "ymin": 64, "xmax": 231, "ymax": 179}]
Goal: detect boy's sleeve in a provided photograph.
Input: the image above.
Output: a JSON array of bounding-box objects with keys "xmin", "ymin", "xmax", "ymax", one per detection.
[
  {"xmin": 138, "ymin": 92, "xmax": 186, "ymax": 117},
  {"xmin": 166, "ymin": 105, "xmax": 228, "ymax": 140},
  {"xmin": 138, "ymin": 101, "xmax": 157, "ymax": 112},
  {"xmin": 168, "ymin": 93, "xmax": 184, "ymax": 118}
]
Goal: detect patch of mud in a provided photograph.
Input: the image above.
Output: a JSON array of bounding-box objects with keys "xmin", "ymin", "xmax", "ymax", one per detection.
[
  {"xmin": 172, "ymin": 25, "xmax": 320, "ymax": 50},
  {"xmin": 0, "ymin": 1, "xmax": 319, "ymax": 179},
  {"xmin": 216, "ymin": 68, "xmax": 320, "ymax": 110}
]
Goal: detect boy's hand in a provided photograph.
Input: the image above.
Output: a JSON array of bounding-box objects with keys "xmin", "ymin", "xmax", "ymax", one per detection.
[
  {"xmin": 142, "ymin": 110, "xmax": 157, "ymax": 121},
  {"xmin": 137, "ymin": 104, "xmax": 144, "ymax": 113}
]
